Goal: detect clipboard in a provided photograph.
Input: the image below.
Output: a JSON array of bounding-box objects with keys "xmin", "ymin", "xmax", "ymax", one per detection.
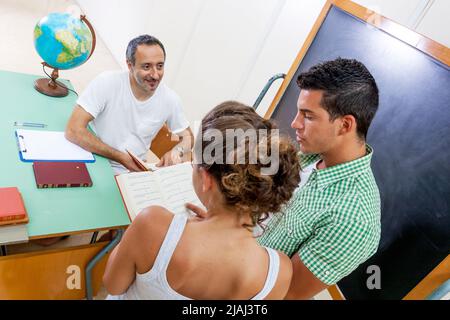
[{"xmin": 15, "ymin": 129, "xmax": 95, "ymax": 163}]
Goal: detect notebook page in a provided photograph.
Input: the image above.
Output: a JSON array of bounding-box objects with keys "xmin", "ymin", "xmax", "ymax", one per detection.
[
  {"xmin": 155, "ymin": 162, "xmax": 203, "ymax": 215},
  {"xmin": 116, "ymin": 172, "xmax": 163, "ymax": 220}
]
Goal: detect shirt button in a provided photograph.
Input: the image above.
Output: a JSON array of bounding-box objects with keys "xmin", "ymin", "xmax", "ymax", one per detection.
[{"xmin": 325, "ymin": 271, "xmax": 330, "ymax": 275}]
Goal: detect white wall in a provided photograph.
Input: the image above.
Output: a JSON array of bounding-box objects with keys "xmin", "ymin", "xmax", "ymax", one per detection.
[
  {"xmin": 416, "ymin": 0, "xmax": 450, "ymax": 47},
  {"xmin": 237, "ymin": 0, "xmax": 327, "ymax": 117},
  {"xmin": 76, "ymin": 0, "xmax": 449, "ymax": 125}
]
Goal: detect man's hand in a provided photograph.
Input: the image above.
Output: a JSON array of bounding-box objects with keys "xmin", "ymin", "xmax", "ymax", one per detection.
[
  {"xmin": 119, "ymin": 152, "xmax": 145, "ymax": 172},
  {"xmin": 156, "ymin": 148, "xmax": 192, "ymax": 167},
  {"xmin": 185, "ymin": 203, "xmax": 207, "ymax": 219},
  {"xmin": 156, "ymin": 149, "xmax": 178, "ymax": 167},
  {"xmin": 156, "ymin": 127, "xmax": 194, "ymax": 167}
]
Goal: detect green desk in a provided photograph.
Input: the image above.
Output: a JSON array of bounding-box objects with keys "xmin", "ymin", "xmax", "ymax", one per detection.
[{"xmin": 0, "ymin": 70, "xmax": 130, "ymax": 299}]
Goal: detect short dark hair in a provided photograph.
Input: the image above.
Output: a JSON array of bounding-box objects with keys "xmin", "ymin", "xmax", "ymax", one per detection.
[
  {"xmin": 126, "ymin": 34, "xmax": 166, "ymax": 65},
  {"xmin": 297, "ymin": 58, "xmax": 379, "ymax": 139}
]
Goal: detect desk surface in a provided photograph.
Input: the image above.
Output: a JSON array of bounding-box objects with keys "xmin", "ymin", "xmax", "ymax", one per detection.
[{"xmin": 0, "ymin": 70, "xmax": 130, "ymax": 239}]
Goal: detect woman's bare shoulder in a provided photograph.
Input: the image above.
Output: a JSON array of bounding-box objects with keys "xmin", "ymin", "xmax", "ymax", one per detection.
[
  {"xmin": 135, "ymin": 205, "xmax": 174, "ymax": 227},
  {"xmin": 126, "ymin": 206, "xmax": 175, "ymax": 250}
]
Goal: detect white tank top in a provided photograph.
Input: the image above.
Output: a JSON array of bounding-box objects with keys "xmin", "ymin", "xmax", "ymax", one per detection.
[{"xmin": 107, "ymin": 214, "xmax": 281, "ymax": 300}]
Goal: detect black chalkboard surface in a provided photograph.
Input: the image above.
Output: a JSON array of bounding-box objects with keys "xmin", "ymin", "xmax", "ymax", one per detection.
[{"xmin": 269, "ymin": 5, "xmax": 450, "ymax": 299}]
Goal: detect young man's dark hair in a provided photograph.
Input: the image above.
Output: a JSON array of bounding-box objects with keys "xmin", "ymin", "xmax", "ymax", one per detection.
[
  {"xmin": 297, "ymin": 58, "xmax": 379, "ymax": 139},
  {"xmin": 126, "ymin": 34, "xmax": 166, "ymax": 65}
]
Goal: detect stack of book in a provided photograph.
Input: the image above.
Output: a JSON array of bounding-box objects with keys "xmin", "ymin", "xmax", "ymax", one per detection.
[{"xmin": 0, "ymin": 187, "xmax": 29, "ymax": 245}]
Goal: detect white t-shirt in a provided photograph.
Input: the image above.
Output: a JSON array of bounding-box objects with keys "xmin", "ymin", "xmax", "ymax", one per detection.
[
  {"xmin": 77, "ymin": 71, "xmax": 190, "ymax": 174},
  {"xmin": 297, "ymin": 160, "xmax": 320, "ymax": 189}
]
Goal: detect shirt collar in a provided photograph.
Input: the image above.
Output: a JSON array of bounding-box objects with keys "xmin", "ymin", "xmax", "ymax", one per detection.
[{"xmin": 300, "ymin": 144, "xmax": 374, "ymax": 190}]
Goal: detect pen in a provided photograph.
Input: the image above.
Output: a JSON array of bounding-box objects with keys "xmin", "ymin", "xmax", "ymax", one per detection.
[{"xmin": 14, "ymin": 121, "xmax": 47, "ymax": 128}]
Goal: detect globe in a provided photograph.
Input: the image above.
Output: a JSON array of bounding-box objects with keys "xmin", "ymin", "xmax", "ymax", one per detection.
[
  {"xmin": 33, "ymin": 12, "xmax": 96, "ymax": 97},
  {"xmin": 34, "ymin": 12, "xmax": 94, "ymax": 70}
]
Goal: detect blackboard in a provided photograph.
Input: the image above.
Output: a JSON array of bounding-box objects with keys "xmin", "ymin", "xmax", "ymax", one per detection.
[{"xmin": 268, "ymin": 4, "xmax": 450, "ymax": 299}]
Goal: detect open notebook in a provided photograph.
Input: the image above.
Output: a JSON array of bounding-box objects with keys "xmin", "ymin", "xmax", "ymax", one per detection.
[{"xmin": 115, "ymin": 162, "xmax": 204, "ymax": 221}]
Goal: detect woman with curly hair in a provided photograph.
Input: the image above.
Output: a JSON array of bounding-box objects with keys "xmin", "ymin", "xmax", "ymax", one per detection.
[{"xmin": 104, "ymin": 101, "xmax": 300, "ymax": 300}]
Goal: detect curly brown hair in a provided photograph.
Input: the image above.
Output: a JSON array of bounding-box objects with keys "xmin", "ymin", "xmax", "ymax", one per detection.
[{"xmin": 194, "ymin": 101, "xmax": 300, "ymax": 230}]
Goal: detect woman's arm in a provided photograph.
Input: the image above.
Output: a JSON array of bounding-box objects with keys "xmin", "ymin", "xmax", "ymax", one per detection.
[
  {"xmin": 102, "ymin": 206, "xmax": 174, "ymax": 295},
  {"xmin": 102, "ymin": 220, "xmax": 140, "ymax": 295}
]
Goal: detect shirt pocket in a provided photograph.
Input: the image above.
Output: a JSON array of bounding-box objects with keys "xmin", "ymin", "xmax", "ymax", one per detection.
[
  {"xmin": 284, "ymin": 203, "xmax": 312, "ymax": 243},
  {"xmin": 136, "ymin": 119, "xmax": 164, "ymax": 142}
]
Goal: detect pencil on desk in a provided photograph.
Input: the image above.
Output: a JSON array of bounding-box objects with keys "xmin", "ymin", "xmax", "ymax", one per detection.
[{"xmin": 14, "ymin": 122, "xmax": 47, "ymax": 128}]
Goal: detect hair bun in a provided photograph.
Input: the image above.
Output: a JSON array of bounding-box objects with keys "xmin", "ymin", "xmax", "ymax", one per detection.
[{"xmin": 198, "ymin": 101, "xmax": 301, "ymax": 229}]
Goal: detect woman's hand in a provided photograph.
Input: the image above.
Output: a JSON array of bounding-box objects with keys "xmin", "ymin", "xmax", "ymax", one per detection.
[{"xmin": 185, "ymin": 203, "xmax": 207, "ymax": 219}]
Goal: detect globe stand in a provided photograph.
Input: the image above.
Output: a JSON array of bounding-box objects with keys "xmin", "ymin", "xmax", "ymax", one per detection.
[{"xmin": 34, "ymin": 63, "xmax": 68, "ymax": 97}]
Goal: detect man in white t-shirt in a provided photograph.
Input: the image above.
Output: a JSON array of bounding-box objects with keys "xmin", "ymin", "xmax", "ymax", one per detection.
[{"xmin": 65, "ymin": 34, "xmax": 193, "ymax": 174}]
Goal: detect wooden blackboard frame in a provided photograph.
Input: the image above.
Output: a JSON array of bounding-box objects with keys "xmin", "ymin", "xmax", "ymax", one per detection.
[{"xmin": 264, "ymin": 0, "xmax": 450, "ymax": 300}]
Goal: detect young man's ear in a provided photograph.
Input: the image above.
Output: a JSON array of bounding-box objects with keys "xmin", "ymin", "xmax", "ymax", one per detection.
[{"xmin": 339, "ymin": 115, "xmax": 357, "ymax": 135}]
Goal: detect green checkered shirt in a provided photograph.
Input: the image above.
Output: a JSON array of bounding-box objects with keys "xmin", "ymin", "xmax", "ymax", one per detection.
[{"xmin": 258, "ymin": 145, "xmax": 381, "ymax": 285}]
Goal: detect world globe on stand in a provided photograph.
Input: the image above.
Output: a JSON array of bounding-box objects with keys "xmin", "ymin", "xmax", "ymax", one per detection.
[{"xmin": 33, "ymin": 12, "xmax": 96, "ymax": 97}]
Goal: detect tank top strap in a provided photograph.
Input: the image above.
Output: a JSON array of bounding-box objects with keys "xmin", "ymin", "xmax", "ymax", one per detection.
[
  {"xmin": 151, "ymin": 213, "xmax": 188, "ymax": 273},
  {"xmin": 251, "ymin": 247, "xmax": 280, "ymax": 300}
]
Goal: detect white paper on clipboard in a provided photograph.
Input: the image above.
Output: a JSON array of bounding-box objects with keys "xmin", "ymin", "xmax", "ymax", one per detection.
[{"xmin": 15, "ymin": 129, "xmax": 95, "ymax": 162}]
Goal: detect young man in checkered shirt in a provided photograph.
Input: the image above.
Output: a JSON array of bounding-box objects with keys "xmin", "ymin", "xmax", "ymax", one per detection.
[{"xmin": 258, "ymin": 58, "xmax": 381, "ymax": 299}]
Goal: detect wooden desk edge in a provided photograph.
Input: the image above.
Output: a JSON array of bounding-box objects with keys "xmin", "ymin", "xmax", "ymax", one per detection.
[{"xmin": 29, "ymin": 224, "xmax": 129, "ymax": 240}]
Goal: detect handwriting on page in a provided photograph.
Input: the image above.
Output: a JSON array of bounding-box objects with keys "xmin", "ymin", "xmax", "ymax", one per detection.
[
  {"xmin": 157, "ymin": 163, "xmax": 202, "ymax": 215},
  {"xmin": 118, "ymin": 163, "xmax": 204, "ymax": 220},
  {"xmin": 125, "ymin": 173, "xmax": 164, "ymax": 214}
]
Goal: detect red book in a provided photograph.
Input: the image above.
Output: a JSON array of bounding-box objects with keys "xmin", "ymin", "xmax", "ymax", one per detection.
[
  {"xmin": 32, "ymin": 162, "xmax": 93, "ymax": 188},
  {"xmin": 0, "ymin": 187, "xmax": 29, "ymax": 225}
]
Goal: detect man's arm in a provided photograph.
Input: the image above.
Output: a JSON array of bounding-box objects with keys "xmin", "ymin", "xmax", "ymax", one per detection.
[
  {"xmin": 65, "ymin": 105, "xmax": 142, "ymax": 172},
  {"xmin": 284, "ymin": 254, "xmax": 329, "ymax": 300},
  {"xmin": 285, "ymin": 200, "xmax": 380, "ymax": 300},
  {"xmin": 156, "ymin": 127, "xmax": 194, "ymax": 167}
]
